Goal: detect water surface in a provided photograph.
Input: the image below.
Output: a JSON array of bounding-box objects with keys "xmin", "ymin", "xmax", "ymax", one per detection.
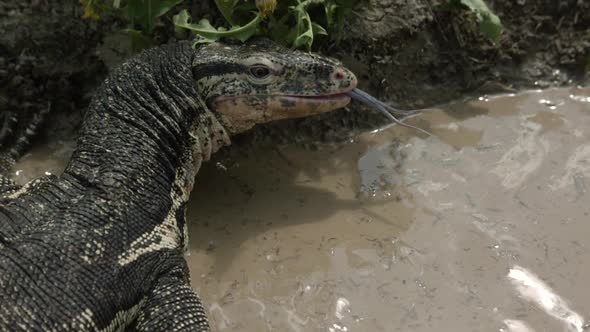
[{"xmin": 14, "ymin": 87, "xmax": 590, "ymax": 332}]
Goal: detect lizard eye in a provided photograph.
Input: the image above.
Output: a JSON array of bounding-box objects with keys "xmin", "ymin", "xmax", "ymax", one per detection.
[{"xmin": 249, "ymin": 65, "xmax": 272, "ymax": 79}]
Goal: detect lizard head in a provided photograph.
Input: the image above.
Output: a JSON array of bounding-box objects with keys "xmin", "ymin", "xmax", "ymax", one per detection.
[{"xmin": 192, "ymin": 38, "xmax": 358, "ymax": 134}]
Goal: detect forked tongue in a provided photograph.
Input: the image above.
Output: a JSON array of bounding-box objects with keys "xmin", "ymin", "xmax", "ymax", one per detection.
[{"xmin": 346, "ymin": 88, "xmax": 432, "ymax": 136}]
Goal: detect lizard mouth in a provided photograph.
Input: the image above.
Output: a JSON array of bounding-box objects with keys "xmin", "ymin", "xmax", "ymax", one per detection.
[
  {"xmin": 208, "ymin": 87, "xmax": 355, "ymax": 134},
  {"xmin": 210, "ymin": 89, "xmax": 354, "ymax": 116},
  {"xmin": 281, "ymin": 92, "xmax": 352, "ymax": 101},
  {"xmin": 276, "ymin": 92, "xmax": 351, "ymax": 108}
]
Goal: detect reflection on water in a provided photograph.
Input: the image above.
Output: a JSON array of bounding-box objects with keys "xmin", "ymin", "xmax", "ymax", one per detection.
[
  {"xmin": 507, "ymin": 266, "xmax": 585, "ymax": 332},
  {"xmin": 12, "ymin": 87, "xmax": 590, "ymax": 331}
]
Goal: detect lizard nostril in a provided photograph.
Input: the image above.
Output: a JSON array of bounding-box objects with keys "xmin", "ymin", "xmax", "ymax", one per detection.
[{"xmin": 333, "ymin": 70, "xmax": 345, "ymax": 81}]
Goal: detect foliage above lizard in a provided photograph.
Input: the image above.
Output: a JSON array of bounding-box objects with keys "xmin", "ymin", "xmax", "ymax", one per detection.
[
  {"xmin": 79, "ymin": 0, "xmax": 362, "ymax": 51},
  {"xmin": 174, "ymin": 0, "xmax": 359, "ymax": 50},
  {"xmin": 79, "ymin": 0, "xmax": 503, "ymax": 51}
]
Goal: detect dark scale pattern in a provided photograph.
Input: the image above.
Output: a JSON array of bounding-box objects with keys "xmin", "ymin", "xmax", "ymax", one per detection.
[
  {"xmin": 0, "ymin": 174, "xmax": 19, "ymax": 197},
  {"xmin": 0, "ymin": 107, "xmax": 50, "ymax": 174},
  {"xmin": 0, "ymin": 38, "xmax": 357, "ymax": 331},
  {"xmin": 131, "ymin": 261, "xmax": 208, "ymax": 331},
  {"xmin": 0, "ymin": 42, "xmax": 212, "ymax": 332}
]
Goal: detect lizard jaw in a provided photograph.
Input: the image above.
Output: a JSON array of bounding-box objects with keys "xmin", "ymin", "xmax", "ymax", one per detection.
[
  {"xmin": 265, "ymin": 93, "xmax": 352, "ymax": 117},
  {"xmin": 209, "ymin": 92, "xmax": 353, "ymax": 134}
]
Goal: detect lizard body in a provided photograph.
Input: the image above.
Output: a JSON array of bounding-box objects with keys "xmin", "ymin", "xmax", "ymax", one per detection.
[{"xmin": 0, "ymin": 39, "xmax": 356, "ymax": 331}]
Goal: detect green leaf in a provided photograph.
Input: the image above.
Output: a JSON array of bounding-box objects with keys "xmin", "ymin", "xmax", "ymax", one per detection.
[
  {"xmin": 215, "ymin": 0, "xmax": 239, "ymax": 25},
  {"xmin": 324, "ymin": 0, "xmax": 354, "ymax": 32},
  {"xmin": 173, "ymin": 9, "xmax": 262, "ymax": 43},
  {"xmin": 311, "ymin": 22, "xmax": 327, "ymax": 35},
  {"xmin": 232, "ymin": 2, "xmax": 258, "ymax": 25},
  {"xmin": 126, "ymin": 0, "xmax": 183, "ymax": 33},
  {"xmin": 268, "ymin": 14, "xmax": 295, "ymax": 46},
  {"xmin": 476, "ymin": 9, "xmax": 502, "ymax": 43},
  {"xmin": 453, "ymin": 0, "xmax": 503, "ymax": 43},
  {"xmin": 324, "ymin": 2, "xmax": 338, "ymax": 27},
  {"xmin": 291, "ymin": 2, "xmax": 315, "ymax": 50}
]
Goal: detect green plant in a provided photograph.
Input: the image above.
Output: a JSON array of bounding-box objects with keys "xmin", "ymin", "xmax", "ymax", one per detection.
[
  {"xmin": 173, "ymin": 9, "xmax": 262, "ymax": 44},
  {"xmin": 449, "ymin": 0, "xmax": 503, "ymax": 43},
  {"xmin": 80, "ymin": 0, "xmax": 183, "ymax": 51},
  {"xmin": 174, "ymin": 0, "xmax": 358, "ymax": 50},
  {"xmin": 81, "ymin": 0, "xmax": 502, "ymax": 51},
  {"xmin": 324, "ymin": 0, "xmax": 355, "ymax": 39},
  {"xmin": 118, "ymin": 0, "xmax": 183, "ymax": 50}
]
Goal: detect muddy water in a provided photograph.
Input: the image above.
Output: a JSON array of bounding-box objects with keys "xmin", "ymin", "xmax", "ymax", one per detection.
[{"xmin": 13, "ymin": 87, "xmax": 590, "ymax": 331}]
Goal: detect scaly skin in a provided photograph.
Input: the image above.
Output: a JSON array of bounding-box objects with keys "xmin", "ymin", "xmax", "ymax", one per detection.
[
  {"xmin": 0, "ymin": 106, "xmax": 50, "ymax": 173},
  {"xmin": 0, "ymin": 39, "xmax": 357, "ymax": 331}
]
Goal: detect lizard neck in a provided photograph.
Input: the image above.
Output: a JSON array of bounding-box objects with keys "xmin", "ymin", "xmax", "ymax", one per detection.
[{"xmin": 65, "ymin": 42, "xmax": 230, "ymax": 210}]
